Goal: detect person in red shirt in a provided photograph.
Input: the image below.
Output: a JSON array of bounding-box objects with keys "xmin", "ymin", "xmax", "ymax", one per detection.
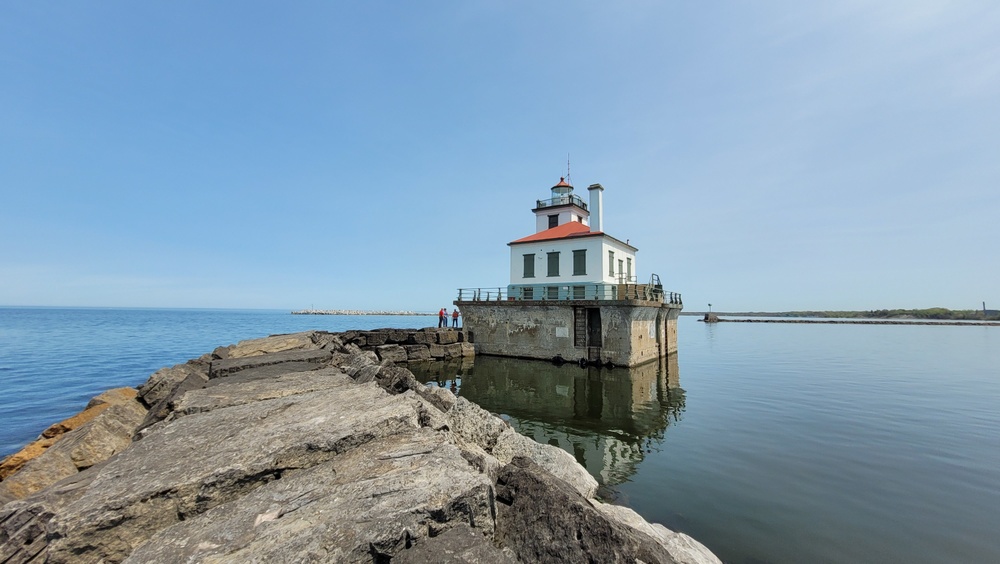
[
  {"xmin": 451, "ymin": 308, "xmax": 460, "ymax": 328},
  {"xmin": 438, "ymin": 308, "xmax": 447, "ymax": 328}
]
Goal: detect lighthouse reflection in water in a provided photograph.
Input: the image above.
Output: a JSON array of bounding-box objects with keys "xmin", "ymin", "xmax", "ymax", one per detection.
[{"xmin": 411, "ymin": 354, "xmax": 684, "ymax": 488}]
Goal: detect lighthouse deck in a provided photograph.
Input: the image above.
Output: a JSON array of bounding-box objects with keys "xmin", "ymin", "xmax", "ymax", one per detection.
[{"xmin": 457, "ymin": 284, "xmax": 682, "ymax": 305}]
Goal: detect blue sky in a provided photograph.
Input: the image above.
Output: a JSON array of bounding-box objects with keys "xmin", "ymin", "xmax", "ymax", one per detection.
[{"xmin": 2, "ymin": 1, "xmax": 998, "ymax": 312}]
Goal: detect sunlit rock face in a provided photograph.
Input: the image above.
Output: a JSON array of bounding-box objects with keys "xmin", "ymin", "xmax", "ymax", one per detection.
[{"xmin": 0, "ymin": 330, "xmax": 719, "ymax": 564}]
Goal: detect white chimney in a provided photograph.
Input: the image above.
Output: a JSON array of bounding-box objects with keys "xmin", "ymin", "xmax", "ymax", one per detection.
[{"xmin": 587, "ymin": 183, "xmax": 604, "ymax": 232}]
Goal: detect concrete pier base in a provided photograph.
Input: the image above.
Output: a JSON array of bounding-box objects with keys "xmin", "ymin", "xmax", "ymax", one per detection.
[{"xmin": 455, "ymin": 299, "xmax": 681, "ymax": 367}]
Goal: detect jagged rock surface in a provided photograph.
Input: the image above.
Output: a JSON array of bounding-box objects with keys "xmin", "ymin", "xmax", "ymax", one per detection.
[
  {"xmin": 0, "ymin": 391, "xmax": 147, "ymax": 501},
  {"xmin": 0, "ymin": 330, "xmax": 720, "ymax": 564},
  {"xmin": 0, "ymin": 388, "xmax": 141, "ymax": 481},
  {"xmin": 494, "ymin": 457, "xmax": 677, "ymax": 564}
]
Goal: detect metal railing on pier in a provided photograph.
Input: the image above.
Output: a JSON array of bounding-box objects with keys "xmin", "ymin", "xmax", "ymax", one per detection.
[
  {"xmin": 456, "ymin": 285, "xmax": 682, "ymax": 305},
  {"xmin": 456, "ymin": 288, "xmax": 509, "ymax": 301}
]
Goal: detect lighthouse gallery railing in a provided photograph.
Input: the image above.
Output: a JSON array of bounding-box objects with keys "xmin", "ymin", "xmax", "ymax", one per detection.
[{"xmin": 456, "ymin": 285, "xmax": 682, "ymax": 305}]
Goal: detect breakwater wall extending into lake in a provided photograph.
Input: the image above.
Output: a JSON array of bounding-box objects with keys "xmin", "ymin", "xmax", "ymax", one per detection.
[
  {"xmin": 0, "ymin": 329, "xmax": 719, "ymax": 563},
  {"xmin": 291, "ymin": 309, "xmax": 431, "ymax": 316}
]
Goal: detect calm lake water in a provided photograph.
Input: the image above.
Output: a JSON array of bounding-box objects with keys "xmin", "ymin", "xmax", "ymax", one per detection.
[
  {"xmin": 411, "ymin": 318, "xmax": 1000, "ymax": 563},
  {"xmin": 2, "ymin": 308, "xmax": 998, "ymax": 563}
]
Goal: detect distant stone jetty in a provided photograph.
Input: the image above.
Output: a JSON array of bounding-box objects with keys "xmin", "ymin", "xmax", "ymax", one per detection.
[
  {"xmin": 291, "ymin": 309, "xmax": 431, "ymax": 316},
  {"xmin": 0, "ymin": 329, "xmax": 719, "ymax": 563}
]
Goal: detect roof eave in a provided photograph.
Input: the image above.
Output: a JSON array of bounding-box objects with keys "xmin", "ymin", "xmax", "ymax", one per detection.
[
  {"xmin": 508, "ymin": 231, "xmax": 638, "ymax": 250},
  {"xmin": 508, "ymin": 231, "xmax": 604, "ymax": 246}
]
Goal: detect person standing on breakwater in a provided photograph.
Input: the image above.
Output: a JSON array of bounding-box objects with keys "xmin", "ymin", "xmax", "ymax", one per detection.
[
  {"xmin": 452, "ymin": 308, "xmax": 460, "ymax": 328},
  {"xmin": 438, "ymin": 308, "xmax": 447, "ymax": 328}
]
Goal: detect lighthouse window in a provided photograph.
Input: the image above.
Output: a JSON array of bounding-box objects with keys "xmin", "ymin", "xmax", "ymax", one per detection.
[
  {"xmin": 626, "ymin": 257, "xmax": 632, "ymax": 281},
  {"xmin": 573, "ymin": 250, "xmax": 587, "ymax": 275},
  {"xmin": 608, "ymin": 251, "xmax": 615, "ymax": 276},
  {"xmin": 523, "ymin": 254, "xmax": 535, "ymax": 278},
  {"xmin": 547, "ymin": 252, "xmax": 560, "ymax": 277},
  {"xmin": 548, "ymin": 214, "xmax": 558, "ymax": 229}
]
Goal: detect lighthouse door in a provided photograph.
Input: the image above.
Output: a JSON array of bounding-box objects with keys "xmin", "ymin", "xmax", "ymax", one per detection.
[
  {"xmin": 587, "ymin": 308, "xmax": 602, "ymax": 348},
  {"xmin": 575, "ymin": 307, "xmax": 603, "ymax": 361}
]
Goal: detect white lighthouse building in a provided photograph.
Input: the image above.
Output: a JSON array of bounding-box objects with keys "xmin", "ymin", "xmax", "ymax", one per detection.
[
  {"xmin": 507, "ymin": 178, "xmax": 639, "ymax": 301},
  {"xmin": 456, "ymin": 177, "xmax": 682, "ymax": 367}
]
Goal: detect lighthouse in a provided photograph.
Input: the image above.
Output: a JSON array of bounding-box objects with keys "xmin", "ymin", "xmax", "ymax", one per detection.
[
  {"xmin": 455, "ymin": 177, "xmax": 682, "ymax": 367},
  {"xmin": 508, "ymin": 177, "xmax": 638, "ymax": 301}
]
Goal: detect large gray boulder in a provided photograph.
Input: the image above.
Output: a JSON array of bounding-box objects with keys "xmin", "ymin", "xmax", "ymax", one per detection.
[
  {"xmin": 437, "ymin": 331, "xmax": 460, "ymax": 345},
  {"xmin": 0, "ymin": 399, "xmax": 147, "ymax": 501},
  {"xmin": 446, "ymin": 398, "xmax": 598, "ymax": 499},
  {"xmin": 225, "ymin": 332, "xmax": 322, "ymax": 358},
  {"xmin": 493, "ymin": 457, "xmax": 678, "ymax": 564},
  {"xmin": 405, "ymin": 344, "xmax": 432, "ymax": 361},
  {"xmin": 0, "ymin": 463, "xmax": 105, "ymax": 562},
  {"xmin": 592, "ymin": 502, "xmax": 722, "ymax": 564},
  {"xmin": 136, "ymin": 363, "xmax": 209, "ymax": 408},
  {"xmin": 393, "ymin": 523, "xmax": 519, "ymax": 563},
  {"xmin": 171, "ymin": 367, "xmax": 348, "ymax": 416},
  {"xmin": 123, "ymin": 430, "xmax": 495, "ymax": 563},
  {"xmin": 208, "ymin": 348, "xmax": 333, "ymax": 378},
  {"xmin": 375, "ymin": 344, "xmax": 408, "ymax": 363},
  {"xmin": 1, "ymin": 388, "xmax": 141, "ymax": 481},
  {"xmin": 44, "ymin": 380, "xmax": 425, "ymax": 563}
]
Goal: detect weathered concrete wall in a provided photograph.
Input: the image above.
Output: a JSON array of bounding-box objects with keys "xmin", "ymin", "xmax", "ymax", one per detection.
[
  {"xmin": 458, "ymin": 301, "xmax": 680, "ymax": 366},
  {"xmin": 662, "ymin": 306, "xmax": 680, "ymax": 355},
  {"xmin": 601, "ymin": 304, "xmax": 659, "ymax": 366},
  {"xmin": 459, "ymin": 303, "xmax": 578, "ymax": 361}
]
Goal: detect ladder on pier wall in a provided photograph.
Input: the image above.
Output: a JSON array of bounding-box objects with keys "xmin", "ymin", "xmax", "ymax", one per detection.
[{"xmin": 573, "ymin": 307, "xmax": 587, "ymax": 348}]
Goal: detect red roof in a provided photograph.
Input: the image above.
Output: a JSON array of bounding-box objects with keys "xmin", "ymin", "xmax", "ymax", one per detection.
[{"xmin": 509, "ymin": 221, "xmax": 603, "ymax": 245}]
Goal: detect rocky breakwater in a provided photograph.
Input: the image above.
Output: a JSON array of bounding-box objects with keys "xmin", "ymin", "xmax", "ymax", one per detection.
[{"xmin": 0, "ymin": 329, "xmax": 719, "ymax": 564}]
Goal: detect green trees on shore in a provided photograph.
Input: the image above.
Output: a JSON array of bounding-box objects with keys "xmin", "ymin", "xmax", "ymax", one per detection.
[
  {"xmin": 780, "ymin": 308, "xmax": 999, "ymax": 321},
  {"xmin": 685, "ymin": 308, "xmax": 1000, "ymax": 320}
]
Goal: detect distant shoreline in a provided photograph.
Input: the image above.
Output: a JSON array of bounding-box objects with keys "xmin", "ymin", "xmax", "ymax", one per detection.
[
  {"xmin": 682, "ymin": 307, "xmax": 999, "ymax": 322},
  {"xmin": 291, "ymin": 310, "xmax": 433, "ymax": 316},
  {"xmin": 700, "ymin": 317, "xmax": 1000, "ymax": 327}
]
